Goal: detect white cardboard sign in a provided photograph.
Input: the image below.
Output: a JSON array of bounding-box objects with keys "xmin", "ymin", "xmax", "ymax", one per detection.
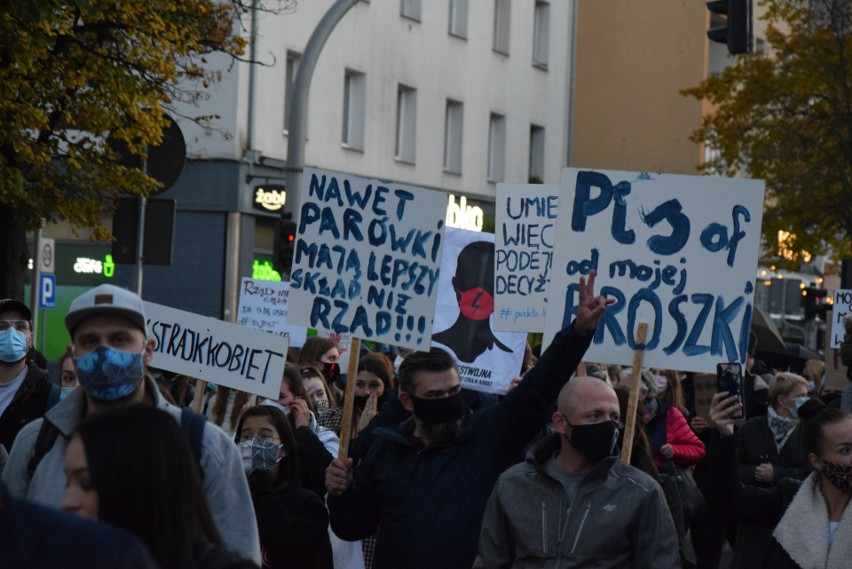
[
  {"xmin": 236, "ymin": 278, "xmax": 308, "ymax": 348},
  {"xmin": 493, "ymin": 183, "xmax": 558, "ymax": 332},
  {"xmin": 543, "ymin": 168, "xmax": 765, "ymax": 373},
  {"xmin": 287, "ymin": 168, "xmax": 447, "ymax": 349},
  {"xmin": 831, "ymin": 289, "xmax": 852, "ymax": 348},
  {"xmin": 145, "ymin": 301, "xmax": 287, "ymax": 399}
]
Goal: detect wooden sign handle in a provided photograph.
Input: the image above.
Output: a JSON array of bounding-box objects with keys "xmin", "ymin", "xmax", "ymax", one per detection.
[
  {"xmin": 576, "ymin": 361, "xmax": 587, "ymax": 377},
  {"xmin": 338, "ymin": 337, "xmax": 362, "ymax": 460},
  {"xmin": 192, "ymin": 379, "xmax": 207, "ymax": 414},
  {"xmin": 620, "ymin": 322, "xmax": 648, "ymax": 465}
]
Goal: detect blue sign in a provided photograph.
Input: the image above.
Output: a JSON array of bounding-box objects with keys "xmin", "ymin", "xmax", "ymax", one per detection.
[{"xmin": 39, "ymin": 274, "xmax": 56, "ymax": 310}]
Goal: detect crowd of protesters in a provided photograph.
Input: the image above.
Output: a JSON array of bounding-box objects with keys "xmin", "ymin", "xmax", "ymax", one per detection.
[{"xmin": 0, "ymin": 272, "xmax": 849, "ymax": 569}]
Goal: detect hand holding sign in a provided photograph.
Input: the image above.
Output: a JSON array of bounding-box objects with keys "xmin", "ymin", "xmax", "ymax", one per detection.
[
  {"xmin": 573, "ymin": 270, "xmax": 615, "ymax": 334},
  {"xmin": 326, "ymin": 458, "xmax": 354, "ymax": 496}
]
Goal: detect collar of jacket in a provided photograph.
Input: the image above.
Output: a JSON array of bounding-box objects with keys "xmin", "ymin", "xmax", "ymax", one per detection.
[
  {"xmin": 43, "ymin": 375, "xmax": 166, "ymax": 438},
  {"xmin": 526, "ymin": 433, "xmax": 619, "ymax": 481},
  {"xmin": 773, "ymin": 471, "xmax": 852, "ymax": 569},
  {"xmin": 373, "ymin": 416, "xmax": 474, "ymax": 452}
]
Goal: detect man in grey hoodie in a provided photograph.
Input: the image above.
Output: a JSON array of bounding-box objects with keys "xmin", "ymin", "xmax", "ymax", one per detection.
[
  {"xmin": 474, "ymin": 376, "xmax": 680, "ymax": 568},
  {"xmin": 1, "ymin": 284, "xmax": 261, "ymax": 564}
]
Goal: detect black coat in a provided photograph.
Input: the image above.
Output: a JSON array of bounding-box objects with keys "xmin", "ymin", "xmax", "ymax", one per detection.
[
  {"xmin": 248, "ymin": 470, "xmax": 332, "ymax": 569},
  {"xmin": 707, "ymin": 434, "xmax": 809, "ymax": 569},
  {"xmin": 0, "ymin": 361, "xmax": 53, "ymax": 452},
  {"xmin": 737, "ymin": 414, "xmax": 808, "ymax": 485},
  {"xmin": 732, "ymin": 414, "xmax": 808, "ymax": 568}
]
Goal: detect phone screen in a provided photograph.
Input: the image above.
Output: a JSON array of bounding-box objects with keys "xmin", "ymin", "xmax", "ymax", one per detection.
[{"xmin": 716, "ymin": 362, "xmax": 744, "ymax": 420}]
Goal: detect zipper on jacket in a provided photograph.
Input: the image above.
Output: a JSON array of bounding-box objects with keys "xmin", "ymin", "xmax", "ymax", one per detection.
[
  {"xmin": 570, "ymin": 503, "xmax": 592, "ymax": 554},
  {"xmin": 541, "ymin": 501, "xmax": 548, "ymax": 554}
]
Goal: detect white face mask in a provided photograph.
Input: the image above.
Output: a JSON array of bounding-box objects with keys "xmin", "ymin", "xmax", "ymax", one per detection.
[{"xmin": 260, "ymin": 399, "xmax": 290, "ymax": 415}]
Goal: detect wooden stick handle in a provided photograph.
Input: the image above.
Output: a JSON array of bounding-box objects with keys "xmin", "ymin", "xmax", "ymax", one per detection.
[
  {"xmin": 192, "ymin": 379, "xmax": 207, "ymax": 414},
  {"xmin": 620, "ymin": 322, "xmax": 648, "ymax": 465},
  {"xmin": 338, "ymin": 337, "xmax": 362, "ymax": 460}
]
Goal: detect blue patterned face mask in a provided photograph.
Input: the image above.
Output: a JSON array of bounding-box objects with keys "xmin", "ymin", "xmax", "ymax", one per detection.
[
  {"xmin": 74, "ymin": 346, "xmax": 145, "ymax": 401},
  {"xmin": 238, "ymin": 437, "xmax": 281, "ymax": 472}
]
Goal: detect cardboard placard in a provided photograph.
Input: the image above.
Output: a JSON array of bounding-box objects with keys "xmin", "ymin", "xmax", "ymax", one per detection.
[
  {"xmin": 543, "ymin": 168, "xmax": 765, "ymax": 373},
  {"xmin": 146, "ymin": 301, "xmax": 287, "ymax": 399},
  {"xmin": 287, "ymin": 168, "xmax": 447, "ymax": 349}
]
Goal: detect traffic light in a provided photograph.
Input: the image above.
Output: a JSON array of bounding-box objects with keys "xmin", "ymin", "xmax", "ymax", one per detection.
[
  {"xmin": 273, "ymin": 217, "xmax": 297, "ymax": 277},
  {"xmin": 801, "ymin": 286, "xmax": 828, "ymax": 320},
  {"xmin": 707, "ymin": 0, "xmax": 751, "ymax": 55}
]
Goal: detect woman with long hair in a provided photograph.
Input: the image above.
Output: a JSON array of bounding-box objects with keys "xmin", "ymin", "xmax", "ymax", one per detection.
[
  {"xmin": 298, "ymin": 337, "xmax": 341, "ymax": 390},
  {"xmin": 709, "ymin": 391, "xmax": 852, "ymax": 568},
  {"xmin": 61, "ymin": 404, "xmax": 253, "ymax": 569},
  {"xmin": 234, "ymin": 405, "xmax": 332, "ymax": 569}
]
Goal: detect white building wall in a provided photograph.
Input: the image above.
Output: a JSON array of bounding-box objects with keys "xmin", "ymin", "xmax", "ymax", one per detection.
[{"xmin": 178, "ymin": 0, "xmax": 573, "ymax": 199}]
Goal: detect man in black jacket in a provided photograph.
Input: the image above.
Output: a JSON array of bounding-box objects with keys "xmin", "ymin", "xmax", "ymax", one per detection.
[
  {"xmin": 325, "ymin": 271, "xmax": 613, "ymax": 569},
  {"xmin": 0, "ymin": 299, "xmax": 55, "ymax": 453}
]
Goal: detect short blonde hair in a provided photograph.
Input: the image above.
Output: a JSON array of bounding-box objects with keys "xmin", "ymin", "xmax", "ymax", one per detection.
[{"xmin": 768, "ymin": 372, "xmax": 808, "ymax": 406}]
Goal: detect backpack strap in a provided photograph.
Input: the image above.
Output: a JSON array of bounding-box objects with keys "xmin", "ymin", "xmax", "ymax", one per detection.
[
  {"xmin": 180, "ymin": 407, "xmax": 207, "ymax": 478},
  {"xmin": 45, "ymin": 383, "xmax": 61, "ymax": 412},
  {"xmin": 26, "ymin": 420, "xmax": 61, "ymax": 480}
]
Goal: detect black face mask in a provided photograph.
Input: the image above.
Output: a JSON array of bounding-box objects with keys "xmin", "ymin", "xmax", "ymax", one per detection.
[
  {"xmin": 566, "ymin": 418, "xmax": 619, "ymax": 462},
  {"xmin": 354, "ymin": 394, "xmax": 369, "ymax": 410},
  {"xmin": 355, "ymin": 393, "xmax": 388, "ymax": 411},
  {"xmin": 410, "ymin": 390, "xmax": 466, "ymax": 424},
  {"xmin": 323, "ymin": 362, "xmax": 340, "ymax": 385}
]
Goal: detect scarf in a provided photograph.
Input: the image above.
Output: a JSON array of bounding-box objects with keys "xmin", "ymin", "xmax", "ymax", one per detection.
[
  {"xmin": 642, "ymin": 397, "xmax": 659, "ymax": 425},
  {"xmin": 767, "ymin": 405, "xmax": 798, "ymax": 452}
]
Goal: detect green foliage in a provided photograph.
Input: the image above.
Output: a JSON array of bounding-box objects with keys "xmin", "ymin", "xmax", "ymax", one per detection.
[
  {"xmin": 682, "ymin": 0, "xmax": 852, "ymax": 266},
  {"xmin": 0, "ymin": 0, "xmax": 251, "ymax": 240}
]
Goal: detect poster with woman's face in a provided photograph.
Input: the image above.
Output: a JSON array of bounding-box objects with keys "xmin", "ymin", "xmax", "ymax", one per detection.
[{"xmin": 431, "ymin": 228, "xmax": 525, "ymax": 395}]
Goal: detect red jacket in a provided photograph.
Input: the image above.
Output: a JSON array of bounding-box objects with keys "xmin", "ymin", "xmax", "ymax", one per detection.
[{"xmin": 650, "ymin": 405, "xmax": 706, "ymax": 469}]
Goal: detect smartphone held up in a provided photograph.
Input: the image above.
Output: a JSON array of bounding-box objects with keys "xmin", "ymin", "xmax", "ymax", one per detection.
[{"xmin": 716, "ymin": 362, "xmax": 744, "ymax": 420}]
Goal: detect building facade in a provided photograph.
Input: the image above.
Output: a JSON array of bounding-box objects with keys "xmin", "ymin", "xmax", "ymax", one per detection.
[{"xmin": 36, "ymin": 0, "xmax": 577, "ymax": 357}]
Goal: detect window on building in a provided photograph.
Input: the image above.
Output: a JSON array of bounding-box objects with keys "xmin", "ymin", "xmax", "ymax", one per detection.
[
  {"xmin": 533, "ymin": 1, "xmax": 549, "ymax": 68},
  {"xmin": 488, "ymin": 113, "xmax": 506, "ymax": 182},
  {"xmin": 283, "ymin": 51, "xmax": 301, "ymax": 133},
  {"xmin": 493, "ymin": 0, "xmax": 511, "ymax": 54},
  {"xmin": 395, "ymin": 85, "xmax": 417, "ymax": 164},
  {"xmin": 400, "ymin": 0, "xmax": 421, "ymax": 21},
  {"xmin": 342, "ymin": 69, "xmax": 366, "ymax": 150},
  {"xmin": 529, "ymin": 125, "xmax": 545, "ymax": 181},
  {"xmin": 449, "ymin": 0, "xmax": 468, "ymax": 38},
  {"xmin": 443, "ymin": 100, "xmax": 464, "ymax": 174}
]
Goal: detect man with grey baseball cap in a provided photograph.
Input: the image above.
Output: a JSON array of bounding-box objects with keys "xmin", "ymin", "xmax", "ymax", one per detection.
[{"xmin": 2, "ymin": 284, "xmax": 261, "ymax": 564}]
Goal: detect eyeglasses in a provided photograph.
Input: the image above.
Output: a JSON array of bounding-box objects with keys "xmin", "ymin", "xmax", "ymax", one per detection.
[
  {"xmin": 0, "ymin": 320, "xmax": 29, "ymax": 333},
  {"xmin": 239, "ymin": 430, "xmax": 280, "ymax": 444}
]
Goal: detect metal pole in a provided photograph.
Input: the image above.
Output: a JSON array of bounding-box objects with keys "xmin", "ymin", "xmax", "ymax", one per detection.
[
  {"xmin": 136, "ymin": 154, "xmax": 148, "ymax": 294},
  {"xmin": 246, "ymin": 0, "xmax": 259, "ymax": 151},
  {"xmin": 29, "ymin": 227, "xmax": 42, "ymax": 339},
  {"xmin": 285, "ymin": 0, "xmax": 360, "ymax": 217}
]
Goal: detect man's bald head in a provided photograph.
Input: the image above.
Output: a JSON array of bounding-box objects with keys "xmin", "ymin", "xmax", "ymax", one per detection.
[{"xmin": 558, "ymin": 376, "xmax": 618, "ymax": 419}]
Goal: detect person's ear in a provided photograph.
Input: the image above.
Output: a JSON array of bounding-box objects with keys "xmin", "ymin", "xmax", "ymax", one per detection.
[
  {"xmin": 143, "ymin": 337, "xmax": 156, "ymax": 365},
  {"xmin": 808, "ymin": 452, "xmax": 823, "ymax": 472},
  {"xmin": 278, "ymin": 445, "xmax": 288, "ymax": 459},
  {"xmin": 552, "ymin": 410, "xmax": 569, "ymax": 436},
  {"xmin": 399, "ymin": 390, "xmax": 415, "ymax": 413}
]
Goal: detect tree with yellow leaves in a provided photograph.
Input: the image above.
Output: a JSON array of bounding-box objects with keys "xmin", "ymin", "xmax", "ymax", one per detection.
[
  {"xmin": 683, "ymin": 0, "xmax": 852, "ymax": 268},
  {"xmin": 0, "ymin": 0, "xmax": 284, "ymax": 297}
]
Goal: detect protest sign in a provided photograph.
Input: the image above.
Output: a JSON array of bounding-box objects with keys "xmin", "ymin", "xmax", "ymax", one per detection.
[
  {"xmin": 431, "ymin": 228, "xmax": 526, "ymax": 395},
  {"xmin": 288, "ymin": 168, "xmax": 447, "ymax": 349},
  {"xmin": 493, "ymin": 183, "xmax": 558, "ymax": 332},
  {"xmin": 831, "ymin": 289, "xmax": 852, "ymax": 348},
  {"xmin": 824, "ymin": 310, "xmax": 849, "ymax": 392},
  {"xmin": 237, "ymin": 278, "xmax": 308, "ymax": 348},
  {"xmin": 145, "ymin": 301, "xmax": 287, "ymax": 399},
  {"xmin": 543, "ymin": 168, "xmax": 765, "ymax": 373}
]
